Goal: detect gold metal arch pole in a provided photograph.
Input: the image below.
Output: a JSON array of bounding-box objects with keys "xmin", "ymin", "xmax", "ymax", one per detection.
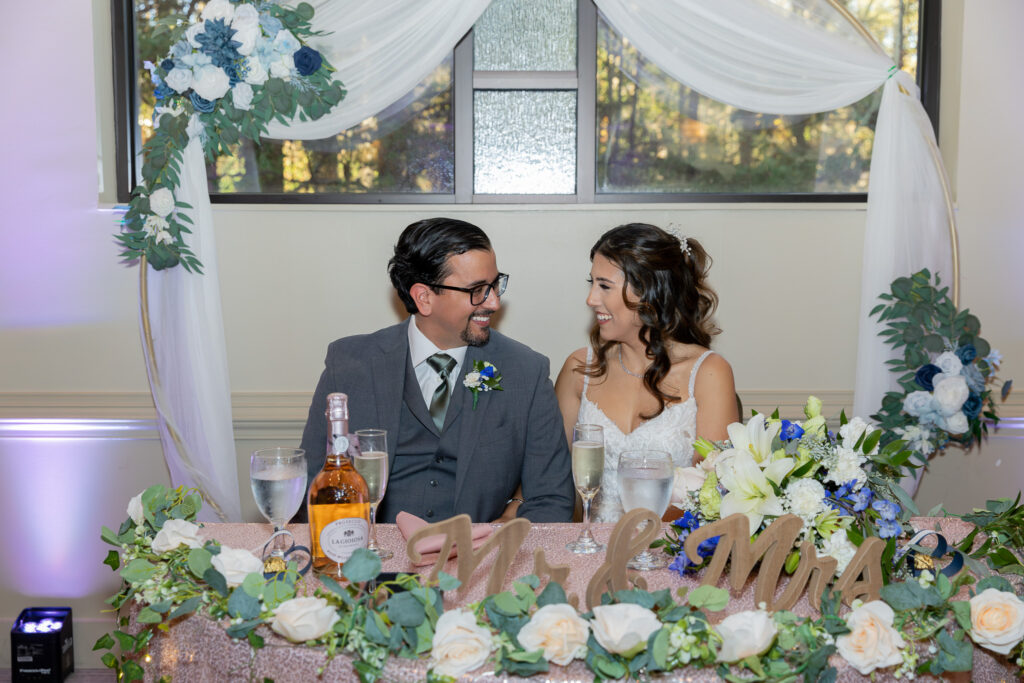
[
  {"xmin": 825, "ymin": 0, "xmax": 960, "ymax": 306},
  {"xmin": 139, "ymin": 256, "xmax": 227, "ymax": 521}
]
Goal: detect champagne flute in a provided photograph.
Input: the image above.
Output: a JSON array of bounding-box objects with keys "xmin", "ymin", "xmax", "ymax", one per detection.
[
  {"xmin": 566, "ymin": 423, "xmax": 605, "ymax": 554},
  {"xmin": 618, "ymin": 450, "xmax": 673, "ymax": 570},
  {"xmin": 353, "ymin": 429, "xmax": 392, "ymax": 560},
  {"xmin": 250, "ymin": 448, "xmax": 307, "ymax": 559}
]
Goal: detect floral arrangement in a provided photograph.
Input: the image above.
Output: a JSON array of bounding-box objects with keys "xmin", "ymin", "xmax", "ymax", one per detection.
[
  {"xmin": 870, "ymin": 269, "xmax": 1011, "ymax": 461},
  {"xmin": 115, "ymin": 0, "xmax": 346, "ymax": 272},
  {"xmin": 463, "ymin": 360, "xmax": 502, "ymax": 409},
  {"xmin": 660, "ymin": 397, "xmax": 917, "ymax": 582}
]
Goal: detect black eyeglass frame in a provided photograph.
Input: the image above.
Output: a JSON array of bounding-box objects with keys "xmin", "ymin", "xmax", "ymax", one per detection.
[{"xmin": 426, "ymin": 273, "xmax": 509, "ymax": 306}]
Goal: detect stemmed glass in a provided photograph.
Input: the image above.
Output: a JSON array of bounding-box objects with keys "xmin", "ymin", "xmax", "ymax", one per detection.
[
  {"xmin": 250, "ymin": 448, "xmax": 307, "ymax": 561},
  {"xmin": 618, "ymin": 450, "xmax": 673, "ymax": 570},
  {"xmin": 566, "ymin": 423, "xmax": 605, "ymax": 554},
  {"xmin": 353, "ymin": 429, "xmax": 392, "ymax": 560}
]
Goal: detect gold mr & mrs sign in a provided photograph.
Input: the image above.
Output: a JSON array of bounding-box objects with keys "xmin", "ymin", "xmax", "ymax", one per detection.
[{"xmin": 405, "ymin": 510, "xmax": 883, "ymax": 611}]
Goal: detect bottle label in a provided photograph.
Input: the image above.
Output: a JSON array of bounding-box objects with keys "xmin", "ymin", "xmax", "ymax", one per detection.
[
  {"xmin": 319, "ymin": 518, "xmax": 368, "ymax": 563},
  {"xmin": 331, "ymin": 433, "xmax": 350, "ymax": 456}
]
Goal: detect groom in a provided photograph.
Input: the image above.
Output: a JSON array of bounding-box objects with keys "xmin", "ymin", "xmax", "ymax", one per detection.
[{"xmin": 298, "ymin": 217, "xmax": 573, "ymax": 523}]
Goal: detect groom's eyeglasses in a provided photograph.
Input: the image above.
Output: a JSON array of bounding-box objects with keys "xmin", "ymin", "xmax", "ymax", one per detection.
[{"xmin": 427, "ymin": 273, "xmax": 509, "ymax": 306}]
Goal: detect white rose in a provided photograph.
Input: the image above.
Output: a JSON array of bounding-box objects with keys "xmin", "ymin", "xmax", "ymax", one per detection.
[
  {"xmin": 271, "ymin": 596, "xmax": 339, "ymax": 642},
  {"xmin": 836, "ymin": 600, "xmax": 905, "ymax": 674},
  {"xmin": 591, "ymin": 604, "xmax": 661, "ymax": 657},
  {"xmin": 942, "ymin": 411, "xmax": 969, "ymax": 434},
  {"xmin": 232, "ymin": 24, "xmax": 260, "ymax": 56},
  {"xmin": 164, "ymin": 67, "xmax": 193, "ymax": 94},
  {"xmin": 192, "ymin": 64, "xmax": 231, "ymax": 102},
  {"xmin": 185, "ymin": 21, "xmax": 206, "ymax": 48},
  {"xmin": 151, "ymin": 519, "xmax": 203, "ymax": 554},
  {"xmin": 242, "ymin": 56, "xmax": 268, "ymax": 86},
  {"xmin": 270, "ymin": 55, "xmax": 294, "ymax": 80},
  {"xmin": 273, "ymin": 28, "xmax": 301, "ymax": 55},
  {"xmin": 672, "ymin": 466, "xmax": 706, "ymax": 507},
  {"xmin": 516, "ymin": 604, "xmax": 589, "ymax": 666},
  {"xmin": 715, "ymin": 609, "xmax": 777, "ymax": 662},
  {"xmin": 933, "ymin": 375, "xmax": 969, "ymax": 416},
  {"xmin": 969, "ymin": 588, "xmax": 1024, "ymax": 655},
  {"xmin": 127, "ymin": 491, "xmax": 145, "ymax": 525},
  {"xmin": 186, "ymin": 114, "xmax": 205, "ymax": 140},
  {"xmin": 232, "ymin": 83, "xmax": 254, "ymax": 111},
  {"xmin": 231, "ymin": 4, "xmax": 260, "ymax": 28},
  {"xmin": 200, "ymin": 0, "xmax": 235, "ymax": 23},
  {"xmin": 148, "ymin": 187, "xmax": 175, "ymax": 218},
  {"xmin": 934, "ymin": 351, "xmax": 964, "ymax": 375},
  {"xmin": 210, "ymin": 546, "xmax": 264, "ymax": 587},
  {"xmin": 430, "ymin": 609, "xmax": 493, "ymax": 678}
]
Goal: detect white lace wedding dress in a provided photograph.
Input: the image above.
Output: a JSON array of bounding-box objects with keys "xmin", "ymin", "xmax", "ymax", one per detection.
[{"xmin": 576, "ymin": 348, "xmax": 714, "ymax": 523}]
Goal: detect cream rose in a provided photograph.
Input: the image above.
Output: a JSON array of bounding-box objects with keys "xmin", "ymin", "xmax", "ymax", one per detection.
[
  {"xmin": 430, "ymin": 609, "xmax": 493, "ymax": 678},
  {"xmin": 192, "ymin": 64, "xmax": 231, "ymax": 102},
  {"xmin": 516, "ymin": 604, "xmax": 589, "ymax": 666},
  {"xmin": 150, "ymin": 519, "xmax": 203, "ymax": 554},
  {"xmin": 835, "ymin": 600, "xmax": 905, "ymax": 674},
  {"xmin": 591, "ymin": 604, "xmax": 661, "ymax": 657},
  {"xmin": 127, "ymin": 491, "xmax": 145, "ymax": 525},
  {"xmin": 210, "ymin": 546, "xmax": 264, "ymax": 587},
  {"xmin": 969, "ymin": 588, "xmax": 1024, "ymax": 655},
  {"xmin": 271, "ymin": 596, "xmax": 339, "ymax": 642},
  {"xmin": 672, "ymin": 466, "xmax": 706, "ymax": 507},
  {"xmin": 715, "ymin": 608, "xmax": 777, "ymax": 662},
  {"xmin": 148, "ymin": 187, "xmax": 175, "ymax": 218}
]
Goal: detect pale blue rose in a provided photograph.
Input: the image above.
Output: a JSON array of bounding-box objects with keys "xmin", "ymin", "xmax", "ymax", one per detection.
[
  {"xmin": 962, "ymin": 364, "xmax": 986, "ymax": 393},
  {"xmin": 934, "ymin": 351, "xmax": 963, "ymax": 376},
  {"xmin": 165, "ymin": 67, "xmax": 193, "ymax": 94},
  {"xmin": 273, "ymin": 28, "xmax": 301, "ymax": 56},
  {"xmin": 903, "ymin": 391, "xmax": 935, "ymax": 417}
]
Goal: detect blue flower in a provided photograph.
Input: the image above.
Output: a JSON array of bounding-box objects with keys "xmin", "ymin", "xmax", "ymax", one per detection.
[
  {"xmin": 914, "ymin": 363, "xmax": 942, "ymax": 391},
  {"xmin": 697, "ymin": 535, "xmax": 720, "ymax": 558},
  {"xmin": 293, "ymin": 45, "xmax": 323, "ymax": 76},
  {"xmin": 189, "ymin": 92, "xmax": 216, "ymax": 113},
  {"xmin": 479, "ymin": 365, "xmax": 496, "ymax": 379},
  {"xmin": 877, "ymin": 519, "xmax": 902, "ymax": 539},
  {"xmin": 260, "ymin": 13, "xmax": 283, "ymax": 37},
  {"xmin": 672, "ymin": 510, "xmax": 700, "ymax": 533},
  {"xmin": 962, "ymin": 392, "xmax": 983, "ymax": 419},
  {"xmin": 160, "ymin": 58, "xmax": 176, "ymax": 71},
  {"xmin": 955, "ymin": 344, "xmax": 977, "ymax": 364},
  {"xmin": 668, "ymin": 553, "xmax": 693, "ymax": 576},
  {"xmin": 779, "ymin": 419, "xmax": 804, "ymax": 441},
  {"xmin": 195, "ymin": 18, "xmax": 242, "ymax": 70},
  {"xmin": 667, "ymin": 534, "xmax": 718, "ymax": 576},
  {"xmin": 849, "ymin": 488, "xmax": 873, "ymax": 512},
  {"xmin": 871, "ymin": 499, "xmax": 900, "ymax": 521},
  {"xmin": 170, "ymin": 40, "xmax": 191, "ymax": 59},
  {"xmin": 963, "ymin": 364, "xmax": 986, "ymax": 393},
  {"xmin": 154, "ymin": 82, "xmax": 174, "ymax": 101}
]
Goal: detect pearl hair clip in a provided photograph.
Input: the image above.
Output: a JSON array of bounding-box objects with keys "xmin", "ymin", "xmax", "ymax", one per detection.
[{"xmin": 666, "ymin": 226, "xmax": 693, "ymax": 257}]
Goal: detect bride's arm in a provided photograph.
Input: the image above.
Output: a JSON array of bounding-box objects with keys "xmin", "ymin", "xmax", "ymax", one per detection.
[
  {"xmin": 693, "ymin": 353, "xmax": 740, "ymax": 460},
  {"xmin": 554, "ymin": 349, "xmax": 588, "ymax": 446}
]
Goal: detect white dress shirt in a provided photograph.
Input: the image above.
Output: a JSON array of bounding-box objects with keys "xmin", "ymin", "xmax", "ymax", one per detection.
[{"xmin": 407, "ymin": 316, "xmax": 467, "ymax": 409}]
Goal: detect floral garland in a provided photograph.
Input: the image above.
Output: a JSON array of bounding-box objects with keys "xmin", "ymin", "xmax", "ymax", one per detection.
[
  {"xmin": 870, "ymin": 269, "xmax": 1011, "ymax": 461},
  {"xmin": 115, "ymin": 0, "xmax": 345, "ymax": 272},
  {"xmin": 97, "ymin": 485, "xmax": 1024, "ymax": 682}
]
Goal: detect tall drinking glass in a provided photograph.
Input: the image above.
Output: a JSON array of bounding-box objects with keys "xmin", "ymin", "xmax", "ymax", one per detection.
[
  {"xmin": 353, "ymin": 429, "xmax": 392, "ymax": 560},
  {"xmin": 250, "ymin": 448, "xmax": 307, "ymax": 559},
  {"xmin": 566, "ymin": 423, "xmax": 605, "ymax": 554},
  {"xmin": 618, "ymin": 450, "xmax": 673, "ymax": 570}
]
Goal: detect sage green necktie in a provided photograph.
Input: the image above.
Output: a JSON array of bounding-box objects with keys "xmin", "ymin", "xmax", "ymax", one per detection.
[{"xmin": 426, "ymin": 353, "xmax": 457, "ymax": 431}]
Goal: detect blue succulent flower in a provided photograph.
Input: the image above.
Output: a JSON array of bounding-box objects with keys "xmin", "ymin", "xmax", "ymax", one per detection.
[
  {"xmin": 963, "ymin": 364, "xmax": 986, "ymax": 393},
  {"xmin": 189, "ymin": 91, "xmax": 216, "ymax": 113},
  {"xmin": 849, "ymin": 488, "xmax": 874, "ymax": 512},
  {"xmin": 962, "ymin": 392, "xmax": 983, "ymax": 419},
  {"xmin": 877, "ymin": 519, "xmax": 902, "ymax": 539},
  {"xmin": 871, "ymin": 499, "xmax": 901, "ymax": 521},
  {"xmin": 779, "ymin": 419, "xmax": 804, "ymax": 441},
  {"xmin": 914, "ymin": 363, "xmax": 942, "ymax": 391},
  {"xmin": 195, "ymin": 18, "xmax": 242, "ymax": 70},
  {"xmin": 955, "ymin": 344, "xmax": 977, "ymax": 364},
  {"xmin": 293, "ymin": 45, "xmax": 323, "ymax": 76},
  {"xmin": 170, "ymin": 40, "xmax": 192, "ymax": 59}
]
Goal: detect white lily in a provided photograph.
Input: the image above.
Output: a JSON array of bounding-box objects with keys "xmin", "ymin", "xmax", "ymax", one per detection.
[
  {"xmin": 717, "ymin": 450, "xmax": 793, "ymax": 535},
  {"xmin": 725, "ymin": 413, "xmax": 780, "ymax": 466}
]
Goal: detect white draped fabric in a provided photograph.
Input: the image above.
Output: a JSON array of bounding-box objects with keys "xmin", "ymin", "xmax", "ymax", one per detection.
[{"xmin": 593, "ymin": 0, "xmax": 955, "ymax": 422}]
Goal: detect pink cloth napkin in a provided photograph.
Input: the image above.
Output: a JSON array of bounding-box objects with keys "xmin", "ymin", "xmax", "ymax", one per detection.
[{"xmin": 395, "ymin": 512, "xmax": 493, "ymax": 566}]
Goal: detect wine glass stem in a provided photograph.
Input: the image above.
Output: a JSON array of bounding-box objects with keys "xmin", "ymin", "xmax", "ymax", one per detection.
[
  {"xmin": 368, "ymin": 503, "xmax": 379, "ymax": 549},
  {"xmin": 580, "ymin": 496, "xmax": 593, "ymax": 541}
]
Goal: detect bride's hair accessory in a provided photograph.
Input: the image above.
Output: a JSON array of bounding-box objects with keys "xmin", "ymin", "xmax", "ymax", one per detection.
[{"xmin": 665, "ymin": 225, "xmax": 693, "ymax": 258}]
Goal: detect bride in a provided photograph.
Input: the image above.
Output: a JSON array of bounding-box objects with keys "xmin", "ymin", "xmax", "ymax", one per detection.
[{"xmin": 554, "ymin": 223, "xmax": 739, "ymax": 523}]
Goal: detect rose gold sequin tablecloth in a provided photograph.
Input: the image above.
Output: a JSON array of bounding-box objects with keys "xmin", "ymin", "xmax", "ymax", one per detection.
[{"xmin": 133, "ymin": 519, "xmax": 1013, "ymax": 682}]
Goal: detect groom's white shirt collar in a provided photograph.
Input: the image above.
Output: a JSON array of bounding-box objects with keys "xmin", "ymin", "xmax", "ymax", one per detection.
[{"xmin": 408, "ymin": 316, "xmax": 467, "ymax": 407}]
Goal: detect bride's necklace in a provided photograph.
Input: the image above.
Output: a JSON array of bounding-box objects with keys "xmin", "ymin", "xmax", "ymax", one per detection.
[{"xmin": 618, "ymin": 345, "xmax": 649, "ymax": 379}]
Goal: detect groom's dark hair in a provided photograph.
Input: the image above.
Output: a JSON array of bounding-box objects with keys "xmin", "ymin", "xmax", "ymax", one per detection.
[{"xmin": 388, "ymin": 217, "xmax": 493, "ymax": 314}]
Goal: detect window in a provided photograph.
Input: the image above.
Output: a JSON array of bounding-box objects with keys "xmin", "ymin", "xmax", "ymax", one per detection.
[{"xmin": 114, "ymin": 0, "xmax": 937, "ymax": 203}]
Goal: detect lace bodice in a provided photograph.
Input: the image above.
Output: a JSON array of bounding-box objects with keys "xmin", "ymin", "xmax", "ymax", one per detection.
[{"xmin": 576, "ymin": 348, "xmax": 714, "ymax": 523}]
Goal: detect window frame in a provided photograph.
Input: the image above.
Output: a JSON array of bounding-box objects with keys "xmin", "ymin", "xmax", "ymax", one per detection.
[{"xmin": 111, "ymin": 0, "xmax": 941, "ymax": 205}]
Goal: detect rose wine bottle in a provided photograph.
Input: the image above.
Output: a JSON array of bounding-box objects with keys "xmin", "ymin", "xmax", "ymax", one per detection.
[{"xmin": 308, "ymin": 392, "xmax": 370, "ymax": 577}]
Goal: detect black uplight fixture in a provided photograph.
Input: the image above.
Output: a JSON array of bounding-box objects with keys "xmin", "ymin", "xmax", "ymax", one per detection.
[{"xmin": 10, "ymin": 607, "xmax": 74, "ymax": 682}]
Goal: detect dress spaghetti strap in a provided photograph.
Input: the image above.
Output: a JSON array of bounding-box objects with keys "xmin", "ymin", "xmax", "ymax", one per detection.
[
  {"xmin": 688, "ymin": 350, "xmax": 715, "ymax": 402},
  {"xmin": 582, "ymin": 347, "xmax": 593, "ymax": 399}
]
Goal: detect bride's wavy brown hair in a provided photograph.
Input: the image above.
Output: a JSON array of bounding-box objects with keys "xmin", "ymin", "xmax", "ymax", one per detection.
[{"xmin": 583, "ymin": 223, "xmax": 720, "ymax": 419}]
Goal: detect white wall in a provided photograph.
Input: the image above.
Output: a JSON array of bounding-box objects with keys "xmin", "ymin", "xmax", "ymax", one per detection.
[{"xmin": 1, "ymin": 0, "xmax": 1021, "ymax": 670}]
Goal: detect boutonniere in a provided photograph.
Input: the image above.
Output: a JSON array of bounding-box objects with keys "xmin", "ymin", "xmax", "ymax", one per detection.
[{"xmin": 463, "ymin": 361, "xmax": 502, "ymax": 409}]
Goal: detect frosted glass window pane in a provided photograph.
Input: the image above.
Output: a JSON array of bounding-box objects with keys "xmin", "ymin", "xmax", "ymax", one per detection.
[
  {"xmin": 474, "ymin": 0, "xmax": 576, "ymax": 71},
  {"xmin": 474, "ymin": 91, "xmax": 576, "ymax": 195}
]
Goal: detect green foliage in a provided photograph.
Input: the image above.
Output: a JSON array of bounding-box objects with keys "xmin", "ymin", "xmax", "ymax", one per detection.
[{"xmin": 951, "ymin": 494, "xmax": 1024, "ymax": 575}]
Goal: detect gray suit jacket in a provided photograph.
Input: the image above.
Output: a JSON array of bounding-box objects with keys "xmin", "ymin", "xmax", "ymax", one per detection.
[{"xmin": 299, "ymin": 319, "xmax": 574, "ymax": 523}]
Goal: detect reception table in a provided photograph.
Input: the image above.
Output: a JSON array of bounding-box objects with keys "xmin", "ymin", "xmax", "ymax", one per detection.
[{"xmin": 131, "ymin": 519, "xmax": 1014, "ymax": 682}]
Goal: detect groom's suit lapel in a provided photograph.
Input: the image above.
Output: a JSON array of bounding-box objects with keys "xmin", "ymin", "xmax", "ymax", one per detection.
[{"xmin": 453, "ymin": 343, "xmax": 498, "ymax": 506}]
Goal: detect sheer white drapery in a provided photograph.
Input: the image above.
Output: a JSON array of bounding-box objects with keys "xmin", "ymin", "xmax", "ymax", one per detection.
[{"xmin": 594, "ymin": 0, "xmax": 955, "ymax": 423}]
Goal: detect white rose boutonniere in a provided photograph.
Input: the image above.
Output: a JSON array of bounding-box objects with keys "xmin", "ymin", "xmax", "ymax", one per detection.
[
  {"xmin": 835, "ymin": 600, "xmax": 905, "ymax": 674},
  {"xmin": 715, "ymin": 608, "xmax": 778, "ymax": 662},
  {"xmin": 210, "ymin": 546, "xmax": 264, "ymax": 587},
  {"xmin": 148, "ymin": 187, "xmax": 175, "ymax": 218},
  {"xmin": 270, "ymin": 596, "xmax": 339, "ymax": 642},
  {"xmin": 463, "ymin": 360, "xmax": 502, "ymax": 409},
  {"xmin": 591, "ymin": 603, "xmax": 661, "ymax": 657},
  {"xmin": 968, "ymin": 588, "xmax": 1024, "ymax": 655},
  {"xmin": 429, "ymin": 609, "xmax": 493, "ymax": 678},
  {"xmin": 150, "ymin": 518, "xmax": 203, "ymax": 554},
  {"xmin": 126, "ymin": 491, "xmax": 145, "ymax": 526},
  {"xmin": 516, "ymin": 603, "xmax": 589, "ymax": 666}
]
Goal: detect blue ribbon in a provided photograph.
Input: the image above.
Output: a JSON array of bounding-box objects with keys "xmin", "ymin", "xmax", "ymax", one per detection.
[
  {"xmin": 898, "ymin": 529, "xmax": 965, "ymax": 578},
  {"xmin": 260, "ymin": 529, "xmax": 312, "ymax": 577}
]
